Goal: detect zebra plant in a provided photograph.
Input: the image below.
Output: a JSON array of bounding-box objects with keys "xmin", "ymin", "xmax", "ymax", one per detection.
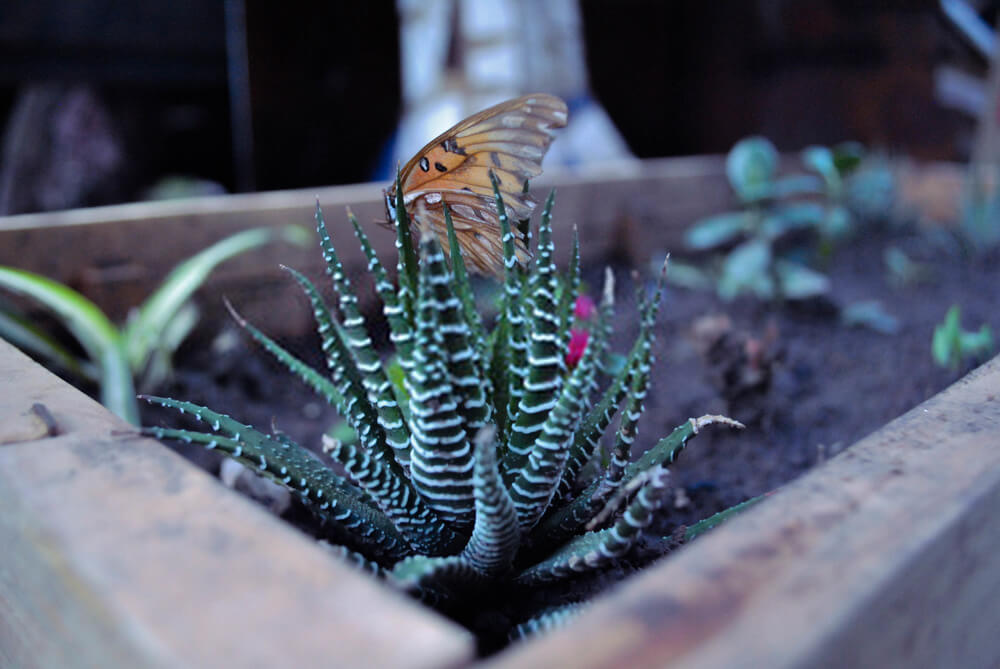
[{"xmin": 142, "ymin": 174, "xmax": 744, "ymax": 639}]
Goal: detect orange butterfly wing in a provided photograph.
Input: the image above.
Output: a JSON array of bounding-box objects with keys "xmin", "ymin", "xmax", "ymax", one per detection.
[{"xmin": 389, "ymin": 94, "xmax": 568, "ymax": 276}]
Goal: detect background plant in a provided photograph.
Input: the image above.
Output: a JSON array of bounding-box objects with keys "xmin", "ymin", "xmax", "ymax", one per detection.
[
  {"xmin": 679, "ymin": 136, "xmax": 895, "ymax": 301},
  {"xmin": 142, "ymin": 176, "xmax": 746, "ymax": 643},
  {"xmin": 932, "ymin": 304, "xmax": 994, "ymax": 370},
  {"xmin": 0, "ymin": 225, "xmax": 306, "ymax": 423}
]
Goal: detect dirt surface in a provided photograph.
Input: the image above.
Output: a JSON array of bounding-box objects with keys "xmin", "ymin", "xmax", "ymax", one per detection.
[{"xmin": 142, "ymin": 224, "xmax": 999, "ymax": 649}]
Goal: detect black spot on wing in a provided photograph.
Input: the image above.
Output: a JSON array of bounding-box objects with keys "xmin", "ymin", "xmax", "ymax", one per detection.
[
  {"xmin": 434, "ymin": 161, "xmax": 447, "ymax": 172},
  {"xmin": 440, "ymin": 138, "xmax": 467, "ymax": 156}
]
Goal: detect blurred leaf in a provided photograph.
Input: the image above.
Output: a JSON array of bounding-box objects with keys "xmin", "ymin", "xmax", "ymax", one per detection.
[
  {"xmin": 139, "ymin": 301, "xmax": 200, "ymax": 391},
  {"xmin": 802, "ymin": 145, "xmax": 842, "ymax": 194},
  {"xmin": 960, "ymin": 169, "xmax": 1000, "ymax": 252},
  {"xmin": 124, "ymin": 225, "xmax": 309, "ymax": 374},
  {"xmin": 932, "ymin": 305, "xmax": 962, "ymax": 369},
  {"xmin": 719, "ymin": 239, "xmax": 773, "ymax": 299},
  {"xmin": 819, "ymin": 205, "xmax": 853, "ymax": 241},
  {"xmin": 726, "ymin": 136, "xmax": 778, "ymax": 203},
  {"xmin": 662, "ymin": 259, "xmax": 714, "ymax": 291},
  {"xmin": 762, "ymin": 202, "xmax": 826, "ymax": 238},
  {"xmin": 685, "ymin": 212, "xmax": 751, "ymax": 250},
  {"xmin": 327, "ymin": 419, "xmax": 359, "ymax": 446},
  {"xmin": 832, "ymin": 141, "xmax": 865, "ymax": 174},
  {"xmin": 772, "ymin": 174, "xmax": 823, "ymax": 198},
  {"xmin": 884, "ymin": 246, "xmax": 934, "ymax": 287},
  {"xmin": 602, "ymin": 352, "xmax": 627, "ymax": 376},
  {"xmin": 774, "ymin": 260, "xmax": 830, "ymax": 299},
  {"xmin": 0, "ymin": 305, "xmax": 97, "ymax": 382},
  {"xmin": 846, "ymin": 161, "xmax": 896, "ymax": 223},
  {"xmin": 932, "ymin": 305, "xmax": 994, "ymax": 369},
  {"xmin": 0, "ymin": 266, "xmax": 136, "ymax": 423},
  {"xmin": 841, "ymin": 300, "xmax": 900, "ymax": 335},
  {"xmin": 386, "ymin": 356, "xmax": 412, "ymax": 426},
  {"xmin": 685, "ymin": 494, "xmax": 767, "ymax": 542}
]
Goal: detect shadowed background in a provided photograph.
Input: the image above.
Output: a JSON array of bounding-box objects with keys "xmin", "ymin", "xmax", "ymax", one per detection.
[{"xmin": 0, "ymin": 0, "xmax": 988, "ymax": 213}]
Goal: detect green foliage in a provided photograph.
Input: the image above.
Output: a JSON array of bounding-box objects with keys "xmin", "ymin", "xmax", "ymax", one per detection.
[
  {"xmin": 683, "ymin": 136, "xmax": 896, "ymax": 301},
  {"xmin": 840, "ymin": 300, "xmax": 900, "ymax": 336},
  {"xmin": 932, "ymin": 305, "xmax": 994, "ymax": 370},
  {"xmin": 960, "ymin": 166, "xmax": 1000, "ymax": 252},
  {"xmin": 883, "ymin": 246, "xmax": 935, "ymax": 288},
  {"xmin": 142, "ymin": 180, "xmax": 747, "ymax": 638},
  {"xmin": 0, "ymin": 226, "xmax": 307, "ymax": 424}
]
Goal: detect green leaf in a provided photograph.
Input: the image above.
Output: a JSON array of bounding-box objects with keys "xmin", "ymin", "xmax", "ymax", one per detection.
[
  {"xmin": 685, "ymin": 212, "xmax": 751, "ymax": 250},
  {"xmin": 385, "ymin": 357, "xmax": 412, "ymax": 427},
  {"xmin": 0, "ymin": 303, "xmax": 96, "ymax": 381},
  {"xmin": 772, "ymin": 174, "xmax": 823, "ymax": 198},
  {"xmin": 124, "ymin": 225, "xmax": 307, "ymax": 375},
  {"xmin": 802, "ymin": 145, "xmax": 840, "ymax": 190},
  {"xmin": 601, "ymin": 351, "xmax": 627, "ymax": 376},
  {"xmin": 392, "ymin": 170, "xmax": 421, "ymax": 320},
  {"xmin": 726, "ymin": 136, "xmax": 779, "ymax": 203},
  {"xmin": 624, "ymin": 415, "xmax": 742, "ymax": 484},
  {"xmin": 932, "ymin": 305, "xmax": 995, "ymax": 369},
  {"xmin": 840, "ymin": 300, "xmax": 900, "ymax": 335},
  {"xmin": 846, "ymin": 160, "xmax": 896, "ymax": 223},
  {"xmin": 884, "ymin": 247, "xmax": 933, "ymax": 287},
  {"xmin": 819, "ymin": 205, "xmax": 853, "ymax": 241},
  {"xmin": 140, "ymin": 301, "xmax": 199, "ymax": 390},
  {"xmin": 0, "ymin": 265, "xmax": 136, "ymax": 423},
  {"xmin": 685, "ymin": 494, "xmax": 767, "ymax": 542},
  {"xmin": 718, "ymin": 239, "xmax": 772, "ymax": 299},
  {"xmin": 662, "ymin": 260, "xmax": 713, "ymax": 291},
  {"xmin": 932, "ymin": 306, "xmax": 961, "ymax": 368},
  {"xmin": 832, "ymin": 141, "xmax": 865, "ymax": 174},
  {"xmin": 443, "ymin": 203, "xmax": 486, "ymax": 359},
  {"xmin": 774, "ymin": 260, "xmax": 830, "ymax": 300},
  {"xmin": 761, "ymin": 202, "xmax": 826, "ymax": 238}
]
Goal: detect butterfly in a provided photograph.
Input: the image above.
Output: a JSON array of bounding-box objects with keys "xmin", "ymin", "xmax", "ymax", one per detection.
[{"xmin": 385, "ymin": 94, "xmax": 568, "ymax": 276}]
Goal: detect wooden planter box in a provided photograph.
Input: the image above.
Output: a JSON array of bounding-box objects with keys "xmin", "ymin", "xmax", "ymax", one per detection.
[{"xmin": 2, "ymin": 158, "xmax": 997, "ymax": 668}]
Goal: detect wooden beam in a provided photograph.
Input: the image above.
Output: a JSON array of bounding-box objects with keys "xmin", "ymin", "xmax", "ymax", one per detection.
[
  {"xmin": 0, "ymin": 157, "xmax": 962, "ymax": 339},
  {"xmin": 0, "ymin": 157, "xmax": 730, "ymax": 337},
  {"xmin": 487, "ymin": 354, "xmax": 1000, "ymax": 668},
  {"xmin": 0, "ymin": 339, "xmax": 475, "ymax": 668}
]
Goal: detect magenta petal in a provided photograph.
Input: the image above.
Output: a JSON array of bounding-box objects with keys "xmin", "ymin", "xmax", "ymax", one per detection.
[{"xmin": 574, "ymin": 295, "xmax": 596, "ymax": 320}]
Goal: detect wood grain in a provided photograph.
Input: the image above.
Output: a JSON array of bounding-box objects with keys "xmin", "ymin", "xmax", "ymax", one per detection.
[
  {"xmin": 0, "ymin": 157, "xmax": 960, "ymax": 341},
  {"xmin": 0, "ymin": 157, "xmax": 730, "ymax": 338},
  {"xmin": 0, "ymin": 157, "xmax": 961, "ymax": 342},
  {"xmin": 487, "ymin": 355, "xmax": 1000, "ymax": 668},
  {"xmin": 0, "ymin": 339, "xmax": 474, "ymax": 668}
]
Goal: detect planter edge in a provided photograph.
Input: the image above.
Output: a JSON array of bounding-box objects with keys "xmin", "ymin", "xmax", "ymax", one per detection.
[
  {"xmin": 488, "ymin": 355, "xmax": 1000, "ymax": 668},
  {"xmin": 0, "ymin": 339, "xmax": 475, "ymax": 668}
]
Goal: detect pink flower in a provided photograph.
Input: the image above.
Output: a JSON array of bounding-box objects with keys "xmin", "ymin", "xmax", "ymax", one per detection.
[
  {"xmin": 574, "ymin": 294, "xmax": 596, "ymax": 321},
  {"xmin": 566, "ymin": 328, "xmax": 590, "ymax": 368}
]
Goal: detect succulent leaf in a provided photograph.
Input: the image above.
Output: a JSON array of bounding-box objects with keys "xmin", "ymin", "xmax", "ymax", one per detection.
[
  {"xmin": 316, "ymin": 203, "xmax": 411, "ymax": 464},
  {"xmin": 139, "ymin": 396, "xmax": 409, "ymax": 561}
]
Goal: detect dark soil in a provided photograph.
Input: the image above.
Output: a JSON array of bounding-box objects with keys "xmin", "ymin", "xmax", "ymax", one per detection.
[{"xmin": 142, "ymin": 224, "xmax": 1000, "ymax": 652}]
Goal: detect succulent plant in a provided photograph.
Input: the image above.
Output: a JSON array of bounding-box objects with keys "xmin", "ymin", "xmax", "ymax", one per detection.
[{"xmin": 142, "ymin": 174, "xmax": 743, "ymax": 641}]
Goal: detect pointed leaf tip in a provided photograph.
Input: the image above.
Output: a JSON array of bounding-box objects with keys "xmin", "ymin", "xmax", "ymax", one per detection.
[
  {"xmin": 691, "ymin": 414, "xmax": 745, "ymax": 433},
  {"xmin": 222, "ymin": 297, "xmax": 247, "ymax": 327}
]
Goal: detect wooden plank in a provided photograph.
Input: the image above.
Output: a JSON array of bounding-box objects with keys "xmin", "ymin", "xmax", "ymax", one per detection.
[
  {"xmin": 0, "ymin": 339, "xmax": 475, "ymax": 668},
  {"xmin": 0, "ymin": 157, "xmax": 962, "ymax": 339},
  {"xmin": 488, "ymin": 354, "xmax": 1000, "ymax": 669},
  {"xmin": 0, "ymin": 157, "xmax": 730, "ymax": 338}
]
